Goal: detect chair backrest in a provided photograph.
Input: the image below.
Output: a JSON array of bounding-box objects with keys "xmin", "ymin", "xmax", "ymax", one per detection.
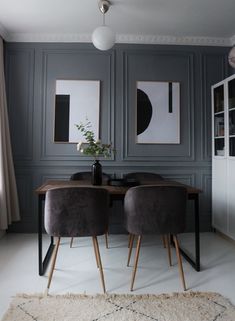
[
  {"xmin": 124, "ymin": 185, "xmax": 187, "ymax": 235},
  {"xmin": 45, "ymin": 187, "xmax": 109, "ymax": 237},
  {"xmin": 124, "ymin": 172, "xmax": 164, "ymax": 184},
  {"xmin": 70, "ymin": 171, "xmax": 110, "ymax": 184}
]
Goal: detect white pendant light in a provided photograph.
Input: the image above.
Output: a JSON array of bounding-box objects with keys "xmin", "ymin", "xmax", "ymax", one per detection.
[
  {"xmin": 92, "ymin": 0, "xmax": 115, "ymax": 51},
  {"xmin": 228, "ymin": 46, "xmax": 235, "ymax": 68}
]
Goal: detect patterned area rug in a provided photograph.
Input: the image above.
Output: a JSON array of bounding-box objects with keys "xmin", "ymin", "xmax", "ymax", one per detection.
[{"xmin": 2, "ymin": 292, "xmax": 235, "ymax": 321}]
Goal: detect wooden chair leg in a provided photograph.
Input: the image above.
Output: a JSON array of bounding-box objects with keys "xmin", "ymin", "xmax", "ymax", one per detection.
[
  {"xmin": 92, "ymin": 236, "xmax": 99, "ymax": 268},
  {"xmin": 130, "ymin": 235, "xmax": 142, "ymax": 291},
  {"xmin": 46, "ymin": 237, "xmax": 60, "ymax": 293},
  {"xmin": 165, "ymin": 234, "xmax": 172, "ymax": 266},
  {"xmin": 128, "ymin": 233, "xmax": 132, "ymax": 248},
  {"xmin": 127, "ymin": 234, "xmax": 135, "ymax": 266},
  {"xmin": 92, "ymin": 236, "xmax": 106, "ymax": 293},
  {"xmin": 105, "ymin": 232, "xmax": 109, "ymax": 249},
  {"xmin": 70, "ymin": 237, "xmax": 74, "ymax": 248},
  {"xmin": 173, "ymin": 235, "xmax": 186, "ymax": 291},
  {"xmin": 161, "ymin": 235, "xmax": 166, "ymax": 248}
]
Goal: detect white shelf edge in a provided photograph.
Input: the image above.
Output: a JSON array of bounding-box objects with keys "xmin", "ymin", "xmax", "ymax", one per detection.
[{"xmin": 214, "ymin": 111, "xmax": 224, "ymax": 115}]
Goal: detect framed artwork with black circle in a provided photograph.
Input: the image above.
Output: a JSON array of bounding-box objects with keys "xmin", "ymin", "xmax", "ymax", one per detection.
[{"xmin": 136, "ymin": 81, "xmax": 180, "ymax": 144}]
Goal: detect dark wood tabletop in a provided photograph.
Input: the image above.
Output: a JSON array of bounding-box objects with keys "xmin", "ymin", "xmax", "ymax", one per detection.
[{"xmin": 35, "ymin": 179, "xmax": 201, "ymax": 196}]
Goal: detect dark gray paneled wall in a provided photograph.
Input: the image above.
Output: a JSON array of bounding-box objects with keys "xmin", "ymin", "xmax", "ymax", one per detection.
[{"xmin": 5, "ymin": 42, "xmax": 231, "ymax": 233}]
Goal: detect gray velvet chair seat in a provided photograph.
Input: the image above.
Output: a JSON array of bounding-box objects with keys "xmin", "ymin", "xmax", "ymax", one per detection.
[
  {"xmin": 69, "ymin": 171, "xmax": 111, "ymax": 248},
  {"xmin": 124, "ymin": 185, "xmax": 187, "ymax": 291},
  {"xmin": 44, "ymin": 187, "xmax": 109, "ymax": 294},
  {"xmin": 124, "ymin": 172, "xmax": 164, "ymax": 184},
  {"xmin": 70, "ymin": 171, "xmax": 110, "ymax": 184},
  {"xmin": 124, "ymin": 172, "xmax": 165, "ymax": 249}
]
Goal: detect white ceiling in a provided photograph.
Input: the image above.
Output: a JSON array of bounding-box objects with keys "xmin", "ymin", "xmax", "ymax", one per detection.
[{"xmin": 0, "ymin": 0, "xmax": 235, "ymax": 46}]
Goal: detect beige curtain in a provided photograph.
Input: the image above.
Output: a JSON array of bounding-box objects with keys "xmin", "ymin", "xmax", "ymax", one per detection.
[{"xmin": 0, "ymin": 37, "xmax": 20, "ymax": 229}]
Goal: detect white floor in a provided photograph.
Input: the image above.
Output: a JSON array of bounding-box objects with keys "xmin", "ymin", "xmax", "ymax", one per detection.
[{"xmin": 1, "ymin": 232, "xmax": 235, "ymax": 319}]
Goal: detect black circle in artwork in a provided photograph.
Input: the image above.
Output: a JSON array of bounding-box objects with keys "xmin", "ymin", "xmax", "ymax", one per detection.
[{"xmin": 137, "ymin": 89, "xmax": 153, "ymax": 135}]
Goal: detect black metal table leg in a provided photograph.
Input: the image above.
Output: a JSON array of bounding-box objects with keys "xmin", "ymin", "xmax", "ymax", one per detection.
[
  {"xmin": 194, "ymin": 194, "xmax": 200, "ymax": 271},
  {"xmin": 178, "ymin": 194, "xmax": 200, "ymax": 271},
  {"xmin": 38, "ymin": 194, "xmax": 54, "ymax": 276}
]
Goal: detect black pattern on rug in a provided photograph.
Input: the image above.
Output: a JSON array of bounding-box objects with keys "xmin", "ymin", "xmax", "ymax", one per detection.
[
  {"xmin": 17, "ymin": 301, "xmax": 38, "ymax": 321},
  {"xmin": 91, "ymin": 298, "xmax": 160, "ymax": 321}
]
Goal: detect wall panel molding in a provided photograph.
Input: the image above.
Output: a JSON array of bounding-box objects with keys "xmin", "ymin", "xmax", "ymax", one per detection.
[
  {"xmin": 39, "ymin": 48, "xmax": 115, "ymax": 161},
  {"xmin": 201, "ymin": 172, "xmax": 212, "ymax": 214},
  {"xmin": 122, "ymin": 49, "xmax": 195, "ymax": 162},
  {"xmin": 16, "ymin": 174, "xmax": 33, "ymax": 219},
  {"xmin": 6, "ymin": 48, "xmax": 35, "ymax": 161},
  {"xmin": 7, "ymin": 173, "xmax": 35, "ymax": 233}
]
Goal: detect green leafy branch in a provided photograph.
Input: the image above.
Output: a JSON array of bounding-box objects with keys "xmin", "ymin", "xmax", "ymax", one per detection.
[{"xmin": 75, "ymin": 121, "xmax": 113, "ymax": 159}]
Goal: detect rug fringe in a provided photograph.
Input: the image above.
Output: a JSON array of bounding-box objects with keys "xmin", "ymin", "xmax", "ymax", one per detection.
[
  {"xmin": 4, "ymin": 291, "xmax": 235, "ymax": 321},
  {"xmin": 14, "ymin": 291, "xmax": 230, "ymax": 301}
]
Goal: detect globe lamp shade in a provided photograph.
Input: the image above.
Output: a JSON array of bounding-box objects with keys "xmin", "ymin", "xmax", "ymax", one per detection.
[
  {"xmin": 228, "ymin": 46, "xmax": 235, "ymax": 68},
  {"xmin": 92, "ymin": 25, "xmax": 115, "ymax": 50}
]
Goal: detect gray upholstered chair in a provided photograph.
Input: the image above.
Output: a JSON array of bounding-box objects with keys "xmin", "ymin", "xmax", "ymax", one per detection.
[
  {"xmin": 70, "ymin": 171, "xmax": 111, "ymax": 248},
  {"xmin": 44, "ymin": 187, "xmax": 109, "ymax": 293},
  {"xmin": 70, "ymin": 171, "xmax": 111, "ymax": 184},
  {"xmin": 124, "ymin": 172, "xmax": 165, "ymax": 248},
  {"xmin": 124, "ymin": 172, "xmax": 164, "ymax": 184},
  {"xmin": 124, "ymin": 185, "xmax": 187, "ymax": 291}
]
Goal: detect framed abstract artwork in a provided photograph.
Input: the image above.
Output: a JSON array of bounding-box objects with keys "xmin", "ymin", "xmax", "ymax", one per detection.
[
  {"xmin": 136, "ymin": 81, "xmax": 180, "ymax": 144},
  {"xmin": 54, "ymin": 80, "xmax": 100, "ymax": 143}
]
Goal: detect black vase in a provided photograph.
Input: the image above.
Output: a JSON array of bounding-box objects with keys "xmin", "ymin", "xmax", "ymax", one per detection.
[{"xmin": 92, "ymin": 160, "xmax": 102, "ymax": 185}]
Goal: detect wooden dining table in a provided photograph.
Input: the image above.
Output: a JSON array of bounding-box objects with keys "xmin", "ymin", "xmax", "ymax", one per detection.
[{"xmin": 35, "ymin": 179, "xmax": 201, "ymax": 276}]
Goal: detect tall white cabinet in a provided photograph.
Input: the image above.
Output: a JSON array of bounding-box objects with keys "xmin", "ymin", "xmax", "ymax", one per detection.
[{"xmin": 212, "ymin": 74, "xmax": 235, "ymax": 240}]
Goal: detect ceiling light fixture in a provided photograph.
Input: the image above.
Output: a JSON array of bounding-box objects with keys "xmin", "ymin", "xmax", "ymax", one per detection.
[
  {"xmin": 92, "ymin": 0, "xmax": 115, "ymax": 51},
  {"xmin": 228, "ymin": 46, "xmax": 235, "ymax": 69}
]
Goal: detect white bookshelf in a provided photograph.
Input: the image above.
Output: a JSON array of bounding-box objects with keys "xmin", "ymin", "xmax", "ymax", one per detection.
[{"xmin": 212, "ymin": 74, "xmax": 235, "ymax": 239}]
